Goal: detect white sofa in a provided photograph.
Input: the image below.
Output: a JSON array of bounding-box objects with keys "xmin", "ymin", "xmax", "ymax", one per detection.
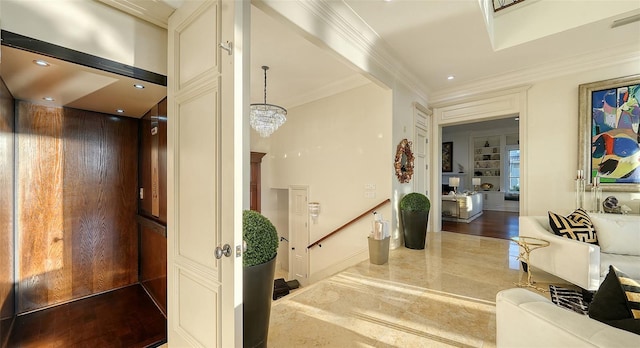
[
  {"xmin": 496, "ymin": 288, "xmax": 640, "ymax": 347},
  {"xmin": 519, "ymin": 213, "xmax": 640, "ymax": 291}
]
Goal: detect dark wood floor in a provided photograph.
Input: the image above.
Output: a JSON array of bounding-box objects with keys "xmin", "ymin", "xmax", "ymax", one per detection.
[
  {"xmin": 8, "ymin": 284, "xmax": 166, "ymax": 348},
  {"xmin": 442, "ymin": 210, "xmax": 519, "ymax": 240}
]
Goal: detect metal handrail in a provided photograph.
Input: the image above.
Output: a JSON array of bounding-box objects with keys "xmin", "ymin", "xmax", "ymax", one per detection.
[{"xmin": 307, "ymin": 198, "xmax": 390, "ymax": 249}]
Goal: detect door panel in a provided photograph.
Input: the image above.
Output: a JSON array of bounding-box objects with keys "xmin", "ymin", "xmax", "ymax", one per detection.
[
  {"xmin": 414, "ymin": 108, "xmax": 429, "ymax": 197},
  {"xmin": 178, "ymin": 4, "xmax": 218, "ymax": 88},
  {"xmin": 175, "ymin": 268, "xmax": 219, "ymax": 347},
  {"xmin": 415, "ymin": 127, "xmax": 427, "ymax": 195},
  {"xmin": 289, "ymin": 187, "xmax": 308, "ymax": 281},
  {"xmin": 168, "ymin": 0, "xmax": 246, "ymax": 346},
  {"xmin": 176, "ymin": 88, "xmax": 219, "ymax": 271}
]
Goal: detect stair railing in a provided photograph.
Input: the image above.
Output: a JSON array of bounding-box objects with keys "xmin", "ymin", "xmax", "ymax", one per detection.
[{"xmin": 307, "ymin": 198, "xmax": 390, "ymax": 249}]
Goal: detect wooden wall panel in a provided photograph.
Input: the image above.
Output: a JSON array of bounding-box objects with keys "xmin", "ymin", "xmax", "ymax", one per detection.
[
  {"xmin": 250, "ymin": 152, "xmax": 266, "ymax": 212},
  {"xmin": 158, "ymin": 98, "xmax": 167, "ymax": 222},
  {"xmin": 138, "ymin": 98, "xmax": 167, "ymax": 314},
  {"xmin": 0, "ymin": 78, "xmax": 15, "ymax": 346},
  {"xmin": 138, "ymin": 105, "xmax": 155, "ymax": 219},
  {"xmin": 139, "ymin": 98, "xmax": 167, "ymax": 224},
  {"xmin": 16, "ymin": 102, "xmax": 139, "ymax": 313},
  {"xmin": 63, "ymin": 108, "xmax": 139, "ymax": 298},
  {"xmin": 16, "ymin": 102, "xmax": 66, "ymax": 313},
  {"xmin": 139, "ymin": 223, "xmax": 167, "ymax": 315}
]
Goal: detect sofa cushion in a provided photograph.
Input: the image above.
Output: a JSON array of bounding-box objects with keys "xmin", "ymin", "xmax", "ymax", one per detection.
[
  {"xmin": 497, "ymin": 288, "xmax": 640, "ymax": 347},
  {"xmin": 590, "ymin": 214, "xmax": 640, "ymax": 256},
  {"xmin": 601, "ymin": 253, "xmax": 640, "ymax": 283},
  {"xmin": 590, "ymin": 265, "xmax": 640, "ymax": 334},
  {"xmin": 603, "ymin": 318, "xmax": 640, "ymax": 335},
  {"xmin": 548, "ymin": 208, "xmax": 597, "ymax": 244}
]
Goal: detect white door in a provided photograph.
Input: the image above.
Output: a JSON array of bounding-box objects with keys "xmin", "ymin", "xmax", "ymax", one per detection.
[
  {"xmin": 414, "ymin": 106, "xmax": 431, "ymax": 231},
  {"xmin": 414, "ymin": 126, "xmax": 428, "ymax": 195},
  {"xmin": 167, "ymin": 1, "xmax": 249, "ymax": 347},
  {"xmin": 288, "ymin": 186, "xmax": 309, "ymax": 283},
  {"xmin": 414, "ymin": 107, "xmax": 430, "ymax": 197}
]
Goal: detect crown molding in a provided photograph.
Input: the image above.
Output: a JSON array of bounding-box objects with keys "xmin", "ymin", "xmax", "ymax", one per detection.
[
  {"xmin": 96, "ymin": 0, "xmax": 175, "ymax": 29},
  {"xmin": 303, "ymin": 0, "xmax": 430, "ymax": 100},
  {"xmin": 430, "ymin": 44, "xmax": 640, "ymax": 105},
  {"xmin": 255, "ymin": 0, "xmax": 429, "ymax": 102}
]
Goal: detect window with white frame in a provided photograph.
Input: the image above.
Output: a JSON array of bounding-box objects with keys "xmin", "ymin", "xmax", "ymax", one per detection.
[{"xmin": 505, "ymin": 145, "xmax": 520, "ymax": 195}]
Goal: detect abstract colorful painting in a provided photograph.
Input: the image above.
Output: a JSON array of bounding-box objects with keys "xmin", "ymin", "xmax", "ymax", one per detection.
[{"xmin": 579, "ymin": 75, "xmax": 640, "ymax": 192}]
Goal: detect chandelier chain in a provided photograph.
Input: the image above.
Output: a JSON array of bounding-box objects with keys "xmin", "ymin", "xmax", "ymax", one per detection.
[{"xmin": 263, "ymin": 66, "xmax": 267, "ymax": 104}]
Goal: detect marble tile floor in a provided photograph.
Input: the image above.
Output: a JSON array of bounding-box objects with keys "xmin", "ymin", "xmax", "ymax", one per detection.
[{"xmin": 268, "ymin": 231, "xmax": 574, "ymax": 347}]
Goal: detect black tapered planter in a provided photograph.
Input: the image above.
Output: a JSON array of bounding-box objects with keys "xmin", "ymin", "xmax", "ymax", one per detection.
[
  {"xmin": 243, "ymin": 255, "xmax": 277, "ymax": 348},
  {"xmin": 401, "ymin": 210, "xmax": 429, "ymax": 249}
]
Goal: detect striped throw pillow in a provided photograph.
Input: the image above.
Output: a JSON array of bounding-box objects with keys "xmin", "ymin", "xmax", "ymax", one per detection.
[{"xmin": 613, "ymin": 266, "xmax": 640, "ymax": 319}]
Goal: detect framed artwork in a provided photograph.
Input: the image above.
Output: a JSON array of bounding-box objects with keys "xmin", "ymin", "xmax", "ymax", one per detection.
[
  {"xmin": 578, "ymin": 75, "xmax": 640, "ymax": 192},
  {"xmin": 442, "ymin": 142, "xmax": 453, "ymax": 173}
]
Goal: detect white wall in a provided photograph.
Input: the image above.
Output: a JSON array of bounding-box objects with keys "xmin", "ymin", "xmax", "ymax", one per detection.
[
  {"xmin": 1, "ymin": 0, "xmax": 167, "ymax": 75},
  {"xmin": 254, "ymin": 0, "xmax": 431, "ymax": 251},
  {"xmin": 525, "ymin": 61, "xmax": 640, "ymax": 215},
  {"xmin": 254, "ymin": 83, "xmax": 393, "ymax": 280},
  {"xmin": 391, "ymin": 82, "xmax": 429, "ymax": 248}
]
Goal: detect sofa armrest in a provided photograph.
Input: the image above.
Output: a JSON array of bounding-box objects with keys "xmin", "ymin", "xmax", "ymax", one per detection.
[
  {"xmin": 496, "ymin": 288, "xmax": 640, "ymax": 348},
  {"xmin": 519, "ymin": 216, "xmax": 601, "ymax": 290}
]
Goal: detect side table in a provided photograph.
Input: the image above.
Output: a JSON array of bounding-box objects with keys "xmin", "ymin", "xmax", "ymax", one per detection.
[{"xmin": 510, "ymin": 236, "xmax": 550, "ymax": 292}]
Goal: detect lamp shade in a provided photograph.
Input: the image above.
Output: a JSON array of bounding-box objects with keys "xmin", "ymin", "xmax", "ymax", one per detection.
[
  {"xmin": 449, "ymin": 177, "xmax": 460, "ymax": 187},
  {"xmin": 472, "ymin": 177, "xmax": 481, "ymax": 185}
]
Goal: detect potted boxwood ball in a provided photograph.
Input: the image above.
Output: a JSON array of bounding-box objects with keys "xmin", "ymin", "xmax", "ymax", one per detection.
[
  {"xmin": 243, "ymin": 210, "xmax": 279, "ymax": 348},
  {"xmin": 399, "ymin": 193, "xmax": 431, "ymax": 249}
]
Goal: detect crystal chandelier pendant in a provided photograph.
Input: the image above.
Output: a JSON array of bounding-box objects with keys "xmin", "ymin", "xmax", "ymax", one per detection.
[{"xmin": 250, "ymin": 66, "xmax": 287, "ymax": 137}]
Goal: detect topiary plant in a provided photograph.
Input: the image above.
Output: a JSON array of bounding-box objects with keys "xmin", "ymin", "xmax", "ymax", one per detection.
[
  {"xmin": 243, "ymin": 210, "xmax": 279, "ymax": 267},
  {"xmin": 399, "ymin": 192, "xmax": 431, "ymax": 212}
]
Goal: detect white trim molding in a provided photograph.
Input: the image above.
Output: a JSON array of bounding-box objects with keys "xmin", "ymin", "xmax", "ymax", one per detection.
[
  {"xmin": 431, "ymin": 86, "xmax": 530, "ymax": 231},
  {"xmin": 252, "ymin": 0, "xmax": 429, "ymax": 101},
  {"xmin": 430, "ymin": 44, "xmax": 639, "ymax": 105},
  {"xmin": 433, "ymin": 85, "xmax": 530, "ymax": 124}
]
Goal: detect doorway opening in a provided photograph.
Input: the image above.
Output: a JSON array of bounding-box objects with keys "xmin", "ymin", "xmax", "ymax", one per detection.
[{"xmin": 440, "ymin": 116, "xmax": 521, "ymax": 240}]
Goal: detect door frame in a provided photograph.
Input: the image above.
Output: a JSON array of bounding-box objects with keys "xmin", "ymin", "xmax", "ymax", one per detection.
[{"xmin": 431, "ymin": 86, "xmax": 529, "ymax": 231}]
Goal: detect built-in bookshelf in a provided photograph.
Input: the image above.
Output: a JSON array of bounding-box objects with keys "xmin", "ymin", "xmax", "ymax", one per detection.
[{"xmin": 473, "ymin": 135, "xmax": 501, "ymax": 191}]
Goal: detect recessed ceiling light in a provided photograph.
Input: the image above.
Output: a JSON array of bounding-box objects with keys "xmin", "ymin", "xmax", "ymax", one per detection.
[
  {"xmin": 447, "ymin": 75, "xmax": 455, "ymax": 80},
  {"xmin": 33, "ymin": 59, "xmax": 50, "ymax": 67},
  {"xmin": 43, "ymin": 96, "xmax": 54, "ymax": 101},
  {"xmin": 116, "ymin": 109, "xmax": 125, "ymax": 113},
  {"xmin": 133, "ymin": 84, "xmax": 145, "ymax": 89}
]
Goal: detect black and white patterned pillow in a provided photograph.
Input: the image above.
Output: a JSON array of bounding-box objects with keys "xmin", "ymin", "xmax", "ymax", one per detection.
[
  {"xmin": 549, "ymin": 285, "xmax": 589, "ymax": 315},
  {"xmin": 548, "ymin": 208, "xmax": 597, "ymax": 244}
]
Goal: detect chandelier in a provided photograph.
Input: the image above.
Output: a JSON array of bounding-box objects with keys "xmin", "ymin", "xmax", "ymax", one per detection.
[{"xmin": 250, "ymin": 66, "xmax": 287, "ymax": 137}]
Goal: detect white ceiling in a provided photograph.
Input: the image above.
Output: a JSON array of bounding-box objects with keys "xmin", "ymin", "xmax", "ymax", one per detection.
[
  {"xmin": 0, "ymin": 46, "xmax": 167, "ymax": 118},
  {"xmin": 1, "ymin": 0, "xmax": 639, "ymax": 118},
  {"xmin": 344, "ymin": 0, "xmax": 640, "ymax": 94}
]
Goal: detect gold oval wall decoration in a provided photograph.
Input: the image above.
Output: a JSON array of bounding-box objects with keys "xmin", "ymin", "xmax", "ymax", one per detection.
[{"xmin": 394, "ymin": 138, "xmax": 414, "ymax": 184}]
